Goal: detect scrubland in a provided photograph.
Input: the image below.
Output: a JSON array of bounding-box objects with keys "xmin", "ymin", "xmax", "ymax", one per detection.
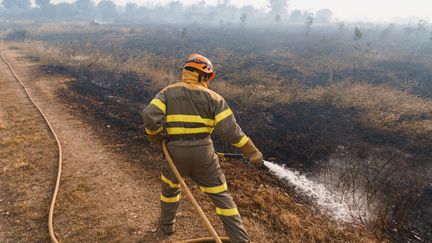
[{"xmin": 4, "ymin": 22, "xmax": 432, "ymax": 242}]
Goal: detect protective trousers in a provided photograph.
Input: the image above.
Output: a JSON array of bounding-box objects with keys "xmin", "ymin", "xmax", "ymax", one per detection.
[{"xmin": 160, "ymin": 138, "xmax": 250, "ymax": 243}]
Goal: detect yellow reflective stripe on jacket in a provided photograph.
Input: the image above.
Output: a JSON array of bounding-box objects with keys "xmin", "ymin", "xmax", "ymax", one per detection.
[
  {"xmin": 232, "ymin": 135, "xmax": 249, "ymax": 148},
  {"xmin": 215, "ymin": 207, "xmax": 239, "ymax": 216},
  {"xmin": 166, "ymin": 114, "xmax": 215, "ymax": 126},
  {"xmin": 160, "ymin": 194, "xmax": 180, "ymax": 203},
  {"xmin": 215, "ymin": 108, "xmax": 233, "ymax": 125},
  {"xmin": 161, "ymin": 174, "xmax": 180, "ymax": 188},
  {"xmin": 166, "ymin": 127, "xmax": 213, "ymax": 135},
  {"xmin": 150, "ymin": 99, "xmax": 166, "ymax": 114},
  {"xmin": 199, "ymin": 183, "xmax": 228, "ymax": 194},
  {"xmin": 145, "ymin": 126, "xmax": 163, "ymax": 135}
]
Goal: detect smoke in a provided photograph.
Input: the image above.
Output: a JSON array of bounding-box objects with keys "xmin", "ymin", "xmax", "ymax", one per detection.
[{"xmin": 0, "ymin": 0, "xmax": 333, "ymax": 26}]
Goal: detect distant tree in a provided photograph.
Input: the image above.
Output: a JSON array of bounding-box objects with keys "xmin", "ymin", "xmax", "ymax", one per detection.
[
  {"xmin": 353, "ymin": 27, "xmax": 363, "ymax": 71},
  {"xmin": 194, "ymin": 0, "xmax": 205, "ymax": 9},
  {"xmin": 404, "ymin": 24, "xmax": 415, "ymax": 35},
  {"xmin": 380, "ymin": 23, "xmax": 395, "ymax": 39},
  {"xmin": 268, "ymin": 0, "xmax": 288, "ymax": 19},
  {"xmin": 75, "ymin": 0, "xmax": 94, "ymax": 15},
  {"xmin": 305, "ymin": 13, "xmax": 313, "ymax": 35},
  {"xmin": 336, "ymin": 19, "xmax": 345, "ymax": 30},
  {"xmin": 166, "ymin": 1, "xmax": 183, "ymax": 20},
  {"xmin": 181, "ymin": 27, "xmax": 187, "ymax": 38},
  {"xmin": 75, "ymin": 0, "xmax": 96, "ymax": 19},
  {"xmin": 354, "ymin": 27, "xmax": 362, "ymax": 40},
  {"xmin": 240, "ymin": 13, "xmax": 247, "ymax": 26},
  {"xmin": 55, "ymin": 2, "xmax": 78, "ymax": 19},
  {"xmin": 275, "ymin": 14, "xmax": 281, "ymax": 23},
  {"xmin": 290, "ymin": 9, "xmax": 302, "ymax": 23},
  {"xmin": 2, "ymin": 0, "xmax": 31, "ymax": 9},
  {"xmin": 20, "ymin": 0, "xmax": 30, "ymax": 9},
  {"xmin": 35, "ymin": 0, "xmax": 56, "ymax": 19},
  {"xmin": 35, "ymin": 0, "xmax": 50, "ymax": 8},
  {"xmin": 168, "ymin": 1, "xmax": 182, "ymax": 10},
  {"xmin": 315, "ymin": 9, "xmax": 332, "ymax": 23},
  {"xmin": 125, "ymin": 2, "xmax": 138, "ymax": 14},
  {"xmin": 97, "ymin": 0, "xmax": 117, "ymax": 21},
  {"xmin": 417, "ymin": 19, "xmax": 428, "ymax": 33},
  {"xmin": 240, "ymin": 5, "xmax": 257, "ymax": 19},
  {"xmin": 219, "ymin": 0, "xmax": 230, "ymax": 8},
  {"xmin": 4, "ymin": 29, "xmax": 27, "ymax": 41}
]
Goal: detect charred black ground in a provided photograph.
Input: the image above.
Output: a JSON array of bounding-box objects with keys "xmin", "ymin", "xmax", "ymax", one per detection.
[
  {"xmin": 45, "ymin": 61, "xmax": 431, "ymax": 242},
  {"xmin": 17, "ymin": 24, "xmax": 432, "ymax": 242}
]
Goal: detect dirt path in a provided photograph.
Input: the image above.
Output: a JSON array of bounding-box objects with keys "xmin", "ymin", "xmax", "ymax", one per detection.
[
  {"xmin": 0, "ymin": 49, "xmax": 57, "ymax": 243},
  {"xmin": 0, "ymin": 47, "xmax": 220, "ymax": 242}
]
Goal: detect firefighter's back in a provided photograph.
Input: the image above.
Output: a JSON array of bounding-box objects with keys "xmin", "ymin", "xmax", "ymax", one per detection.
[{"xmin": 163, "ymin": 81, "xmax": 221, "ymax": 141}]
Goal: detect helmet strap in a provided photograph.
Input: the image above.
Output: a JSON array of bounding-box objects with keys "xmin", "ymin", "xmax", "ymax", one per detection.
[{"xmin": 199, "ymin": 74, "xmax": 208, "ymax": 83}]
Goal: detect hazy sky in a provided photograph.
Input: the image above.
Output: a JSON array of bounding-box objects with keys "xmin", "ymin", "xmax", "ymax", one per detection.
[{"xmin": 49, "ymin": 0, "xmax": 432, "ymax": 22}]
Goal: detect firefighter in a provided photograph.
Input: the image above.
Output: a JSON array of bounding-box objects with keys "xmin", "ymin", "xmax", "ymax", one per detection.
[{"xmin": 143, "ymin": 54, "xmax": 263, "ymax": 243}]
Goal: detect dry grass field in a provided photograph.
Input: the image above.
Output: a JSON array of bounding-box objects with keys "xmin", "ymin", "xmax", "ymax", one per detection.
[
  {"xmin": 0, "ymin": 43, "xmax": 380, "ymax": 242},
  {"xmin": 1, "ymin": 20, "xmax": 431, "ymax": 242}
]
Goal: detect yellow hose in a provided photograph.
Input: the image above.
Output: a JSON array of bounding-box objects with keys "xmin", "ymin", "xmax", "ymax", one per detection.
[
  {"xmin": 1, "ymin": 48, "xmax": 62, "ymax": 243},
  {"xmin": 176, "ymin": 236, "xmax": 230, "ymax": 243}
]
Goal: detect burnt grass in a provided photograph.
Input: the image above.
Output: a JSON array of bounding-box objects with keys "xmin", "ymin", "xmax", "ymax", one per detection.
[
  {"xmin": 32, "ymin": 27, "xmax": 432, "ymax": 99},
  {"xmin": 27, "ymin": 24, "xmax": 432, "ymax": 242},
  {"xmin": 44, "ymin": 63, "xmax": 432, "ymax": 241},
  {"xmin": 48, "ymin": 63, "xmax": 428, "ymax": 167}
]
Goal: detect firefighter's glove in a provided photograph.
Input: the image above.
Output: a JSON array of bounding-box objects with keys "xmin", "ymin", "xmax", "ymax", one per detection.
[
  {"xmin": 240, "ymin": 140, "xmax": 264, "ymax": 167},
  {"xmin": 147, "ymin": 133, "xmax": 163, "ymax": 149}
]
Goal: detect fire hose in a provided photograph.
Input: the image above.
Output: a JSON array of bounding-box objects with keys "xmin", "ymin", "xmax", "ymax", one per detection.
[{"xmin": 0, "ymin": 49, "xmax": 63, "ymax": 243}]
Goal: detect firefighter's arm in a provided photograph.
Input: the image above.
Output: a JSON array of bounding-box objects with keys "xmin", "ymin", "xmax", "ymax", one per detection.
[
  {"xmin": 143, "ymin": 91, "xmax": 166, "ymax": 146},
  {"xmin": 213, "ymin": 99, "xmax": 263, "ymax": 166}
]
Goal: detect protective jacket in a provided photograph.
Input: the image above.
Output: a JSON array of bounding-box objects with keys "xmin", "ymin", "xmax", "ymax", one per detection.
[{"xmin": 143, "ymin": 69, "xmax": 250, "ymax": 148}]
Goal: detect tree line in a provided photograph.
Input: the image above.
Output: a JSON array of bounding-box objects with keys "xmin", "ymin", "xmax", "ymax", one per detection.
[{"xmin": 0, "ymin": 0, "xmax": 333, "ymax": 26}]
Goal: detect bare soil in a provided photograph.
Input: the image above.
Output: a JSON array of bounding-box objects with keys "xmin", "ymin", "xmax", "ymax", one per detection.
[
  {"xmin": 0, "ymin": 44, "xmax": 376, "ymax": 242},
  {"xmin": 0, "ymin": 47, "xmax": 56, "ymax": 243}
]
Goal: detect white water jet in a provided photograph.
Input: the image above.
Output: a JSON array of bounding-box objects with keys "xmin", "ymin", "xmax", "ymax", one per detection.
[{"xmin": 264, "ymin": 161, "xmax": 369, "ymax": 223}]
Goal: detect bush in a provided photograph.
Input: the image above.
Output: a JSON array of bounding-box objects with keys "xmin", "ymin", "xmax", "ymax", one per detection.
[{"xmin": 4, "ymin": 29, "xmax": 28, "ymax": 41}]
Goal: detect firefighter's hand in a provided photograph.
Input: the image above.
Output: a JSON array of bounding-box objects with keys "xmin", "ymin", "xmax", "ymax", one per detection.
[
  {"xmin": 248, "ymin": 150, "xmax": 264, "ymax": 167},
  {"xmin": 147, "ymin": 134, "xmax": 163, "ymax": 149},
  {"xmin": 240, "ymin": 139, "xmax": 264, "ymax": 167}
]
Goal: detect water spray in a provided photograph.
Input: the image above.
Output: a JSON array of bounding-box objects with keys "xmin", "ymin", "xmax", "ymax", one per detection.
[{"xmin": 218, "ymin": 153, "xmax": 368, "ymax": 224}]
